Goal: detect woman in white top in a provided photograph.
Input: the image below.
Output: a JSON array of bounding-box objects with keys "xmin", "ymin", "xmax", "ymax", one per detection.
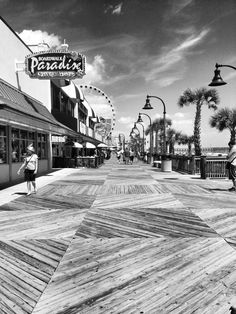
[
  {"xmin": 17, "ymin": 145, "xmax": 38, "ymax": 196},
  {"xmin": 227, "ymin": 141, "xmax": 236, "ymax": 191}
]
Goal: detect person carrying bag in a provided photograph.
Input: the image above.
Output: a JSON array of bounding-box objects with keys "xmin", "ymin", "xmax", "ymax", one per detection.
[{"xmin": 17, "ymin": 145, "xmax": 38, "ymax": 196}]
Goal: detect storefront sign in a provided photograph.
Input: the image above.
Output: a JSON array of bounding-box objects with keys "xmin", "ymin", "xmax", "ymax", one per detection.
[
  {"xmin": 51, "ymin": 135, "xmax": 66, "ymax": 143},
  {"xmin": 25, "ymin": 51, "xmax": 86, "ymax": 80}
]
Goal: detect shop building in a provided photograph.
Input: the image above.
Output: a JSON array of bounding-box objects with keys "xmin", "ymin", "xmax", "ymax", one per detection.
[{"xmin": 0, "ymin": 17, "xmax": 104, "ymax": 188}]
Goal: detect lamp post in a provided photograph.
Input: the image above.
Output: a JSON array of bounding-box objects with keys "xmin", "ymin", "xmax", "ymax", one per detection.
[
  {"xmin": 209, "ymin": 63, "xmax": 236, "ymax": 86},
  {"xmin": 119, "ymin": 133, "xmax": 125, "ymax": 151},
  {"xmin": 137, "ymin": 112, "xmax": 153, "ymax": 164},
  {"xmin": 143, "ymin": 95, "xmax": 167, "ymax": 155},
  {"xmin": 130, "ymin": 129, "xmax": 140, "ymax": 155},
  {"xmin": 134, "ymin": 122, "xmax": 145, "ymax": 153}
]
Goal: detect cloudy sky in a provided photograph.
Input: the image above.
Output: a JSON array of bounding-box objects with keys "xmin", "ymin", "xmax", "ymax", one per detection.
[{"xmin": 1, "ymin": 0, "xmax": 236, "ymax": 146}]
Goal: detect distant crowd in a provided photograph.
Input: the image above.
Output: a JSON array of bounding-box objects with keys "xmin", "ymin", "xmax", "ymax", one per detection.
[{"xmin": 116, "ymin": 148, "xmax": 136, "ymax": 164}]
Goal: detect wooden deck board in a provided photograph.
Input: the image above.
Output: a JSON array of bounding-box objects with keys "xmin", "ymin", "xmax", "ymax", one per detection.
[
  {"xmin": 0, "ymin": 239, "xmax": 70, "ymax": 314},
  {"xmin": 1, "ymin": 158, "xmax": 236, "ymax": 313},
  {"xmin": 32, "ymin": 238, "xmax": 236, "ymax": 314}
]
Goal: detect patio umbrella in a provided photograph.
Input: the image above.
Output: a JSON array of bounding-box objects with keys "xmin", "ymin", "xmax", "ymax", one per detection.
[
  {"xmin": 84, "ymin": 142, "xmax": 96, "ymax": 149},
  {"xmin": 73, "ymin": 142, "xmax": 83, "ymax": 148},
  {"xmin": 97, "ymin": 143, "xmax": 108, "ymax": 148}
]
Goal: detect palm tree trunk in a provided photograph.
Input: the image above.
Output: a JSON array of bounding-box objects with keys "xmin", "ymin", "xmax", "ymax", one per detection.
[
  {"xmin": 230, "ymin": 129, "xmax": 236, "ymax": 143},
  {"xmin": 194, "ymin": 103, "xmax": 202, "ymax": 156},
  {"xmin": 155, "ymin": 130, "xmax": 158, "ymax": 154},
  {"xmin": 188, "ymin": 142, "xmax": 192, "ymax": 156}
]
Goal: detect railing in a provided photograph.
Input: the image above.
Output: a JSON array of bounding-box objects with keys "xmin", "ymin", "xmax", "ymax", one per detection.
[
  {"xmin": 171, "ymin": 155, "xmax": 197, "ymax": 174},
  {"xmin": 170, "ymin": 155, "xmax": 228, "ymax": 179},
  {"xmin": 200, "ymin": 156, "xmax": 228, "ymax": 179}
]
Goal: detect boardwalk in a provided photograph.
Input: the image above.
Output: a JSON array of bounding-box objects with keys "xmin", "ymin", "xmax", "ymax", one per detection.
[{"xmin": 0, "ymin": 156, "xmax": 236, "ymax": 313}]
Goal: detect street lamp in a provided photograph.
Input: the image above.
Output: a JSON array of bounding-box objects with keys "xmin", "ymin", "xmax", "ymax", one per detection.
[
  {"xmin": 130, "ymin": 129, "xmax": 140, "ymax": 154},
  {"xmin": 119, "ymin": 133, "xmax": 125, "ymax": 151},
  {"xmin": 138, "ymin": 112, "xmax": 153, "ymax": 164},
  {"xmin": 209, "ymin": 63, "xmax": 236, "ymax": 86},
  {"xmin": 143, "ymin": 95, "xmax": 167, "ymax": 155},
  {"xmin": 134, "ymin": 122, "xmax": 145, "ymax": 153},
  {"xmin": 131, "ymin": 125, "xmax": 140, "ymax": 136}
]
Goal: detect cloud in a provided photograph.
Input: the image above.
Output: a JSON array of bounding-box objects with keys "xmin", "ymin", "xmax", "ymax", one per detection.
[
  {"xmin": 174, "ymin": 29, "xmax": 209, "ymax": 52},
  {"xmin": 118, "ymin": 116, "xmax": 133, "ymax": 124},
  {"xmin": 223, "ymin": 71, "xmax": 236, "ymax": 82},
  {"xmin": 170, "ymin": 0, "xmax": 194, "ymax": 15},
  {"xmin": 174, "ymin": 112, "xmax": 185, "ymax": 118},
  {"xmin": 144, "ymin": 28, "xmax": 210, "ymax": 85},
  {"xmin": 104, "ymin": 2, "xmax": 123, "ymax": 15},
  {"xmin": 79, "ymin": 55, "xmax": 106, "ymax": 85},
  {"xmin": 172, "ymin": 119, "xmax": 193, "ymax": 135},
  {"xmin": 173, "ymin": 119, "xmax": 193, "ymax": 125},
  {"xmin": 17, "ymin": 29, "xmax": 62, "ymax": 49},
  {"xmin": 156, "ymin": 76, "xmax": 181, "ymax": 87},
  {"xmin": 112, "ymin": 3, "xmax": 123, "ymax": 15}
]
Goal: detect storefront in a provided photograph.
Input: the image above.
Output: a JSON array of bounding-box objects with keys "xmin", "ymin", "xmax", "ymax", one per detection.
[
  {"xmin": 0, "ymin": 17, "xmax": 107, "ymax": 188},
  {"xmin": 0, "ymin": 78, "xmax": 78, "ymax": 188}
]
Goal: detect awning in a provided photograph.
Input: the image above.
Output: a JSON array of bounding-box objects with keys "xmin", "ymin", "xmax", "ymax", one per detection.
[
  {"xmin": 73, "ymin": 142, "xmax": 83, "ymax": 148},
  {"xmin": 75, "ymin": 85, "xmax": 84, "ymax": 101},
  {"xmin": 61, "ymin": 82, "xmax": 82, "ymax": 101},
  {"xmin": 83, "ymin": 98, "xmax": 96, "ymax": 118},
  {"xmin": 97, "ymin": 143, "xmax": 108, "ymax": 148},
  {"xmin": 84, "ymin": 142, "xmax": 96, "ymax": 149}
]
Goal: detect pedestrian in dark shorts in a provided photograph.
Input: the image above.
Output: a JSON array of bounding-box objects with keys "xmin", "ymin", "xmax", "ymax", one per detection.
[
  {"xmin": 129, "ymin": 149, "xmax": 135, "ymax": 164},
  {"xmin": 17, "ymin": 145, "xmax": 38, "ymax": 196},
  {"xmin": 227, "ymin": 141, "xmax": 236, "ymax": 191}
]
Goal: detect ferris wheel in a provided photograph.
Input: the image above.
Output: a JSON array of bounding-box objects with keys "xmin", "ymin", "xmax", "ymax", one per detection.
[{"xmin": 79, "ymin": 84, "xmax": 116, "ymax": 134}]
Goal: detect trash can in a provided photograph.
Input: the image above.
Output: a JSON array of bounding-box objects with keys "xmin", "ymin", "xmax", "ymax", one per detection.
[{"xmin": 161, "ymin": 155, "xmax": 172, "ymax": 172}]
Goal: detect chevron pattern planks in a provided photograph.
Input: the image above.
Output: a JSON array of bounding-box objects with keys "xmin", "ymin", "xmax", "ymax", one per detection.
[{"xmin": 1, "ymin": 156, "xmax": 236, "ymax": 313}]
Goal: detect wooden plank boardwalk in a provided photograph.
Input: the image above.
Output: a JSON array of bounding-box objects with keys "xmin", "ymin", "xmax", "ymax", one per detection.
[{"xmin": 1, "ymin": 155, "xmax": 236, "ymax": 313}]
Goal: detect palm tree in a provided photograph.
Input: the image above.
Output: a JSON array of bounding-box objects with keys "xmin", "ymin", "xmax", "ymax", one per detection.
[
  {"xmin": 209, "ymin": 107, "xmax": 236, "ymax": 143},
  {"xmin": 166, "ymin": 128, "xmax": 182, "ymax": 154},
  {"xmin": 178, "ymin": 134, "xmax": 194, "ymax": 156},
  {"xmin": 178, "ymin": 87, "xmax": 220, "ymax": 156},
  {"xmin": 145, "ymin": 117, "xmax": 172, "ymax": 153}
]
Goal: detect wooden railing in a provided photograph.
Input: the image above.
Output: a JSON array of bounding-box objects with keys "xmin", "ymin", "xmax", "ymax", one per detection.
[
  {"xmin": 171, "ymin": 155, "xmax": 197, "ymax": 174},
  {"xmin": 158, "ymin": 154, "xmax": 228, "ymax": 179},
  {"xmin": 200, "ymin": 156, "xmax": 228, "ymax": 179}
]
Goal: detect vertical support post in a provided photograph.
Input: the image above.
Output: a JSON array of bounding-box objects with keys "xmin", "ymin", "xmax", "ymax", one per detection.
[
  {"xmin": 200, "ymin": 155, "xmax": 207, "ymax": 179},
  {"xmin": 7, "ymin": 125, "xmax": 12, "ymax": 182}
]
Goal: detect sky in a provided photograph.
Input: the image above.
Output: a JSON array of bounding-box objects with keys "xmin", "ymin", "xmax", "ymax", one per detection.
[{"xmin": 1, "ymin": 0, "xmax": 236, "ymax": 147}]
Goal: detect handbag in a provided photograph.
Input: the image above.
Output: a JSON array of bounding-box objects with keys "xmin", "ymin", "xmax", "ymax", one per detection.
[{"xmin": 24, "ymin": 155, "xmax": 34, "ymax": 172}]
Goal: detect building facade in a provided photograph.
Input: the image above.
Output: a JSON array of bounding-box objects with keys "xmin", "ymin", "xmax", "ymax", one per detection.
[{"xmin": 0, "ymin": 17, "xmax": 103, "ymax": 188}]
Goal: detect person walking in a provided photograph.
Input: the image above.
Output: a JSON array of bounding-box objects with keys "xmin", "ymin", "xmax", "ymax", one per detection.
[
  {"xmin": 124, "ymin": 148, "xmax": 130, "ymax": 164},
  {"xmin": 17, "ymin": 145, "xmax": 38, "ymax": 196},
  {"xmin": 116, "ymin": 150, "xmax": 122, "ymax": 163},
  {"xmin": 129, "ymin": 149, "xmax": 135, "ymax": 165},
  {"xmin": 227, "ymin": 140, "xmax": 236, "ymax": 192}
]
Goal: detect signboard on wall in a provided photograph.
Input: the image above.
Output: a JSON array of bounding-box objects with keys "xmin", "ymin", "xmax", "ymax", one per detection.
[
  {"xmin": 51, "ymin": 135, "xmax": 66, "ymax": 143},
  {"xmin": 25, "ymin": 50, "xmax": 86, "ymax": 80}
]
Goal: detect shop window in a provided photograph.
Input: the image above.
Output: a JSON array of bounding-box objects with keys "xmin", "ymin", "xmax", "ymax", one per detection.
[
  {"xmin": 52, "ymin": 143, "xmax": 64, "ymax": 157},
  {"xmin": 27, "ymin": 132, "xmax": 35, "ymax": 152},
  {"xmin": 37, "ymin": 133, "xmax": 47, "ymax": 159},
  {"xmin": 11, "ymin": 128, "xmax": 36, "ymax": 162},
  {"xmin": 12, "ymin": 139, "xmax": 19, "ymax": 162},
  {"xmin": 20, "ymin": 130, "xmax": 27, "ymax": 140},
  {"xmin": 28, "ymin": 132, "xmax": 35, "ymax": 140},
  {"xmin": 64, "ymin": 146, "xmax": 71, "ymax": 157},
  {"xmin": 0, "ymin": 125, "xmax": 7, "ymax": 164}
]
